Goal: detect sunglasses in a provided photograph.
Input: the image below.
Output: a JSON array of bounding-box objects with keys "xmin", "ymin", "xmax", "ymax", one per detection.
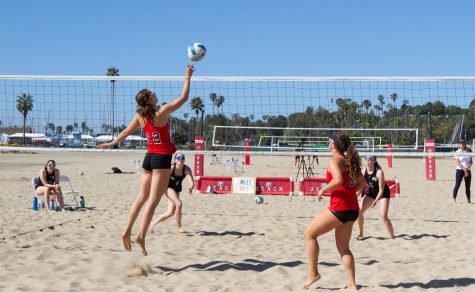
[
  {"xmin": 176, "ymin": 156, "xmax": 185, "ymax": 161},
  {"xmin": 47, "ymin": 163, "xmax": 56, "ymax": 168}
]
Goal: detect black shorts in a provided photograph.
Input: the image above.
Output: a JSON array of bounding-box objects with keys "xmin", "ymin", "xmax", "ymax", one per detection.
[
  {"xmin": 365, "ymin": 189, "xmax": 391, "ymax": 200},
  {"xmin": 330, "ymin": 209, "xmax": 359, "ymax": 223},
  {"xmin": 142, "ymin": 153, "xmax": 172, "ymax": 171}
]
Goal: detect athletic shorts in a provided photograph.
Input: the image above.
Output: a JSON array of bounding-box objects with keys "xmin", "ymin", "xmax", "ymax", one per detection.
[
  {"xmin": 330, "ymin": 209, "xmax": 359, "ymax": 223},
  {"xmin": 142, "ymin": 153, "xmax": 172, "ymax": 171},
  {"xmin": 365, "ymin": 189, "xmax": 390, "ymax": 200}
]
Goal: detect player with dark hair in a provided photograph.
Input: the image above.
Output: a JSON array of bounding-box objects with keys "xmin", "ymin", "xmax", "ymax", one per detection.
[{"xmin": 303, "ymin": 132, "xmax": 366, "ymax": 290}]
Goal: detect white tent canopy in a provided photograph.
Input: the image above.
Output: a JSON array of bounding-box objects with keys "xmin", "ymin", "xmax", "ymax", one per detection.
[
  {"xmin": 9, "ymin": 132, "xmax": 52, "ymax": 142},
  {"xmin": 0, "ymin": 133, "xmax": 8, "ymax": 144},
  {"xmin": 94, "ymin": 135, "xmax": 113, "ymax": 142},
  {"xmin": 61, "ymin": 134, "xmax": 94, "ymax": 140},
  {"xmin": 126, "ymin": 135, "xmax": 146, "ymax": 141}
]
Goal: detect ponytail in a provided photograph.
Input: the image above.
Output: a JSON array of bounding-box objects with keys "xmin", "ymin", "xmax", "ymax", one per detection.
[
  {"xmin": 135, "ymin": 89, "xmax": 156, "ymax": 122},
  {"xmin": 345, "ymin": 144, "xmax": 362, "ymax": 182}
]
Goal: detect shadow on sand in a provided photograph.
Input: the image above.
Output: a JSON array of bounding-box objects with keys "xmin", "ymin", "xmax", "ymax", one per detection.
[
  {"xmin": 155, "ymin": 258, "xmax": 303, "ymax": 274},
  {"xmin": 192, "ymin": 230, "xmax": 265, "ymax": 238},
  {"xmin": 357, "ymin": 233, "xmax": 450, "ymax": 241},
  {"xmin": 381, "ymin": 277, "xmax": 475, "ymax": 289}
]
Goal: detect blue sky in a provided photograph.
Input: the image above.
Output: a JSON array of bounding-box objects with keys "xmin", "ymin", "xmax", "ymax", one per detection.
[{"xmin": 2, "ymin": 0, "xmax": 475, "ymax": 77}]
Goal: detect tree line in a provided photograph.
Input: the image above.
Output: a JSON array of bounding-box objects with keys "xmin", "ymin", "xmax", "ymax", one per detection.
[{"xmin": 13, "ymin": 85, "xmax": 475, "ymax": 147}]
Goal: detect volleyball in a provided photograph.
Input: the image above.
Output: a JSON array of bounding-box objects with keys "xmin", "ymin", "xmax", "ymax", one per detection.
[
  {"xmin": 255, "ymin": 195, "xmax": 264, "ymax": 204},
  {"xmin": 187, "ymin": 42, "xmax": 206, "ymax": 61}
]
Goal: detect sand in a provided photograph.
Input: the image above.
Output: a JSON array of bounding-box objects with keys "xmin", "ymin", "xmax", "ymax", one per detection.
[{"xmin": 1, "ymin": 150, "xmax": 474, "ymax": 291}]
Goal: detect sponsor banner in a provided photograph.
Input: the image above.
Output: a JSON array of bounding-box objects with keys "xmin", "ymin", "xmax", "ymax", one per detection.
[
  {"xmin": 256, "ymin": 177, "xmax": 294, "ymax": 196},
  {"xmin": 196, "ymin": 176, "xmax": 233, "ymax": 194},
  {"xmin": 298, "ymin": 177, "xmax": 331, "ymax": 196},
  {"xmin": 194, "ymin": 136, "xmax": 204, "ymax": 176},
  {"xmin": 424, "ymin": 138, "xmax": 436, "ymax": 180},
  {"xmin": 299, "ymin": 178, "xmax": 401, "ymax": 198},
  {"xmin": 232, "ymin": 177, "xmax": 256, "ymax": 195},
  {"xmin": 386, "ymin": 179, "xmax": 401, "ymax": 197}
]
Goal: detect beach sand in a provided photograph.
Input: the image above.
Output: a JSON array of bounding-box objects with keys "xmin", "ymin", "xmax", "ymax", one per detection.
[{"xmin": 1, "ymin": 150, "xmax": 474, "ymax": 291}]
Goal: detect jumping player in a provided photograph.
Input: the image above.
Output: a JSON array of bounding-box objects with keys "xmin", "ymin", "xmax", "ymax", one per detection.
[{"xmin": 98, "ymin": 64, "xmax": 194, "ymax": 256}]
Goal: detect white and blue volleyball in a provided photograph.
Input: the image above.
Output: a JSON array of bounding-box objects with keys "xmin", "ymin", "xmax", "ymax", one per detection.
[
  {"xmin": 187, "ymin": 42, "xmax": 206, "ymax": 61},
  {"xmin": 255, "ymin": 195, "xmax": 264, "ymax": 204}
]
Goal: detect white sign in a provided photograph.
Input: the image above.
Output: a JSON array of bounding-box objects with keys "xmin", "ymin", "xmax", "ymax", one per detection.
[{"xmin": 232, "ymin": 177, "xmax": 256, "ymax": 195}]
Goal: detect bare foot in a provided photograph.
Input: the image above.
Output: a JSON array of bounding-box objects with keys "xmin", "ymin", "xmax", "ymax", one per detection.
[
  {"xmin": 347, "ymin": 283, "xmax": 358, "ymax": 290},
  {"xmin": 355, "ymin": 234, "xmax": 363, "ymax": 241},
  {"xmin": 304, "ymin": 274, "xmax": 321, "ymax": 289},
  {"xmin": 135, "ymin": 236, "xmax": 147, "ymax": 256},
  {"xmin": 178, "ymin": 227, "xmax": 186, "ymax": 233},
  {"xmin": 122, "ymin": 232, "xmax": 132, "ymax": 252}
]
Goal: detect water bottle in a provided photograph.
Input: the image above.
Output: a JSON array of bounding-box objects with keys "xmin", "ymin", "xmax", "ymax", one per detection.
[
  {"xmin": 79, "ymin": 196, "xmax": 85, "ymax": 208},
  {"xmin": 32, "ymin": 197, "xmax": 38, "ymax": 211},
  {"xmin": 50, "ymin": 199, "xmax": 55, "ymax": 211}
]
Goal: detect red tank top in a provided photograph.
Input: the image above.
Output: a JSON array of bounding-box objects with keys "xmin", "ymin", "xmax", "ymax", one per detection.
[
  {"xmin": 326, "ymin": 170, "xmax": 359, "ymax": 211},
  {"xmin": 143, "ymin": 118, "xmax": 176, "ymax": 154}
]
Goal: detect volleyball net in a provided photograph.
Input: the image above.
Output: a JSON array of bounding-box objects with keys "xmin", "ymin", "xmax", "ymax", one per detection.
[{"xmin": 1, "ymin": 75, "xmax": 474, "ymax": 157}]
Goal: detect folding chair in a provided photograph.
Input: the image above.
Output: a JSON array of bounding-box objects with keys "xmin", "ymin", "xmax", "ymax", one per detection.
[
  {"xmin": 225, "ymin": 157, "xmax": 244, "ymax": 174},
  {"xmin": 210, "ymin": 154, "xmax": 223, "ymax": 165},
  {"xmin": 59, "ymin": 176, "xmax": 80, "ymax": 207}
]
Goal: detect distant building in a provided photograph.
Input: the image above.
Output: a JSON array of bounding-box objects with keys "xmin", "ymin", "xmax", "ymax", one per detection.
[{"xmin": 0, "ymin": 126, "xmax": 32, "ymax": 135}]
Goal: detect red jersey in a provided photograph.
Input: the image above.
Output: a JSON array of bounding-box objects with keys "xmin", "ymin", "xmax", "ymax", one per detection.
[
  {"xmin": 143, "ymin": 118, "xmax": 176, "ymax": 155},
  {"xmin": 326, "ymin": 170, "xmax": 359, "ymax": 211}
]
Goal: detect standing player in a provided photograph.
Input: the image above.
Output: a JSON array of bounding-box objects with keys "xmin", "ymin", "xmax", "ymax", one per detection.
[
  {"xmin": 150, "ymin": 153, "xmax": 195, "ymax": 233},
  {"xmin": 304, "ymin": 132, "xmax": 366, "ymax": 290},
  {"xmin": 98, "ymin": 64, "xmax": 194, "ymax": 256},
  {"xmin": 453, "ymin": 139, "xmax": 472, "ymax": 203},
  {"xmin": 356, "ymin": 156, "xmax": 395, "ymax": 240}
]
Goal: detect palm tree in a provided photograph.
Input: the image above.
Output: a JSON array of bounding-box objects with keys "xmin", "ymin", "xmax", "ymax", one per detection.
[
  {"xmin": 209, "ymin": 93, "xmax": 217, "ymax": 115},
  {"xmin": 16, "ymin": 93, "xmax": 33, "ymax": 145},
  {"xmin": 215, "ymin": 95, "xmax": 225, "ymax": 115},
  {"xmin": 362, "ymin": 99, "xmax": 372, "ymax": 126},
  {"xmin": 81, "ymin": 121, "xmax": 87, "ymax": 134},
  {"xmin": 190, "ymin": 97, "xmax": 204, "ymax": 136},
  {"xmin": 390, "ymin": 93, "xmax": 399, "ymax": 128},
  {"xmin": 106, "ymin": 67, "xmax": 120, "ymax": 138},
  {"xmin": 377, "ymin": 95, "xmax": 385, "ymax": 118},
  {"xmin": 46, "ymin": 122, "xmax": 55, "ymax": 133},
  {"xmin": 66, "ymin": 125, "xmax": 74, "ymax": 133}
]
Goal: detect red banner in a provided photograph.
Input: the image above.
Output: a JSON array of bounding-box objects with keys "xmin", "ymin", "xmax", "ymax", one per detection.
[
  {"xmin": 298, "ymin": 178, "xmax": 331, "ymax": 196},
  {"xmin": 245, "ymin": 139, "xmax": 251, "ymax": 165},
  {"xmin": 386, "ymin": 179, "xmax": 401, "ymax": 197},
  {"xmin": 387, "ymin": 144, "xmax": 393, "ymax": 168},
  {"xmin": 256, "ymin": 177, "xmax": 294, "ymax": 196},
  {"xmin": 194, "ymin": 136, "xmax": 204, "ymax": 177},
  {"xmin": 299, "ymin": 178, "xmax": 400, "ymax": 198},
  {"xmin": 425, "ymin": 138, "xmax": 436, "ymax": 180},
  {"xmin": 196, "ymin": 176, "xmax": 233, "ymax": 194}
]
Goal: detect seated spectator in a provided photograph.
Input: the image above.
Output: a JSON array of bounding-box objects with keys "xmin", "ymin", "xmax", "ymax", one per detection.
[{"xmin": 34, "ymin": 160, "xmax": 66, "ymax": 211}]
